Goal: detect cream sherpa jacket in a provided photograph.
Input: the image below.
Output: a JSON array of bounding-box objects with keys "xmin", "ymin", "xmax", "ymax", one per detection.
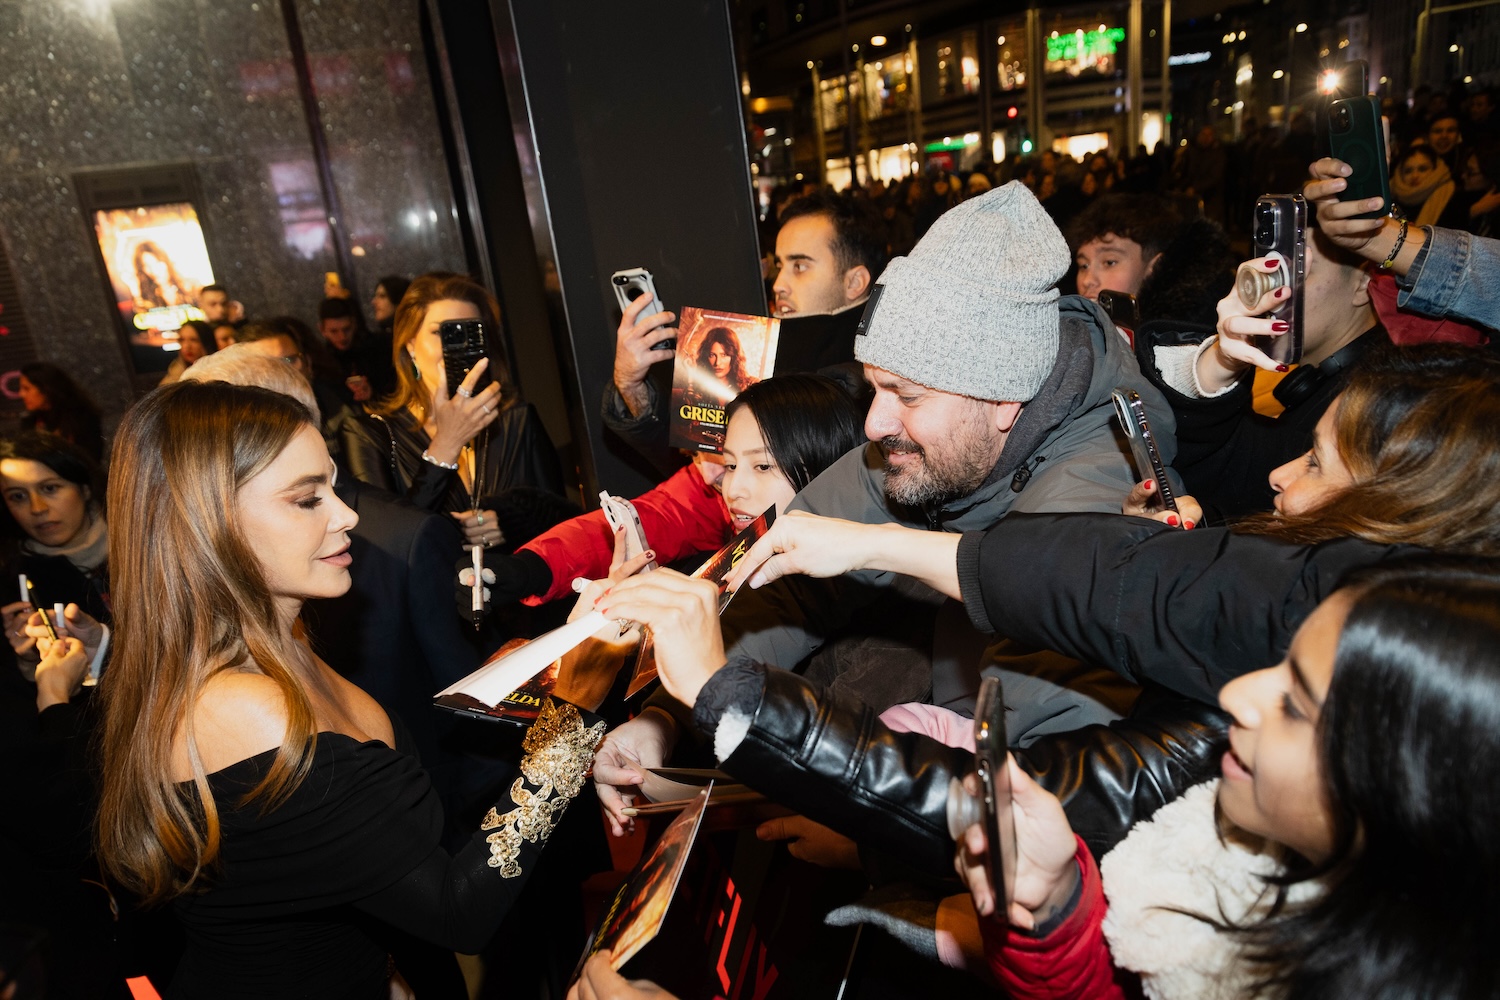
[{"xmin": 1099, "ymin": 780, "xmax": 1322, "ymax": 1000}]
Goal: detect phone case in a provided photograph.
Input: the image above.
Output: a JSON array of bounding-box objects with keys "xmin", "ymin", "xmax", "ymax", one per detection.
[
  {"xmin": 973, "ymin": 676, "xmax": 1016, "ymax": 917},
  {"xmin": 439, "ymin": 320, "xmax": 491, "ymax": 398},
  {"xmin": 599, "ymin": 492, "xmax": 657, "ymax": 571},
  {"xmin": 1111, "ymin": 388, "xmax": 1179, "ymax": 514},
  {"xmin": 1329, "ymin": 96, "xmax": 1391, "ymax": 219},
  {"xmin": 1250, "ymin": 194, "xmax": 1306, "ymax": 365}
]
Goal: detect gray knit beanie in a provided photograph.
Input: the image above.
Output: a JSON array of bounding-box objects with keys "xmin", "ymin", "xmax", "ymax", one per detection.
[{"xmin": 855, "ymin": 181, "xmax": 1069, "ymax": 402}]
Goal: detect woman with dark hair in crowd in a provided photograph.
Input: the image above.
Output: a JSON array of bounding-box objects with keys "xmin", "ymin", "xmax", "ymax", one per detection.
[
  {"xmin": 1391, "ymin": 145, "xmax": 1465, "ymax": 228},
  {"xmin": 369, "ymin": 275, "xmax": 411, "ymax": 336},
  {"xmin": 0, "ymin": 433, "xmax": 110, "ymax": 668},
  {"xmin": 17, "ymin": 362, "xmax": 104, "ymax": 461},
  {"xmin": 94, "ymin": 381, "xmax": 609, "ymax": 998},
  {"xmin": 488, "ymin": 374, "xmax": 864, "ymax": 610},
  {"xmin": 160, "ymin": 319, "xmax": 214, "ymax": 385},
  {"xmin": 341, "ymin": 273, "xmax": 569, "ymax": 552}
]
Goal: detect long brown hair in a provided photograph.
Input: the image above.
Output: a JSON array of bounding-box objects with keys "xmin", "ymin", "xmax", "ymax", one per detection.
[
  {"xmin": 1238, "ymin": 345, "xmax": 1500, "ymax": 554},
  {"xmin": 96, "ymin": 381, "xmax": 322, "ymax": 904},
  {"xmin": 377, "ymin": 272, "xmax": 515, "ymax": 416}
]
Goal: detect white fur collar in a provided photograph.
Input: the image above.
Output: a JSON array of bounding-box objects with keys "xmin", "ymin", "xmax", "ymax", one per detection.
[{"xmin": 1099, "ymin": 780, "xmax": 1320, "ymax": 1000}]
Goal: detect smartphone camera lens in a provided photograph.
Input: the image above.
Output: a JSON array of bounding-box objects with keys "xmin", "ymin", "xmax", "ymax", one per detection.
[
  {"xmin": 612, "ymin": 275, "xmax": 627, "ymax": 286},
  {"xmin": 1331, "ymin": 104, "xmax": 1352, "ymax": 132}
]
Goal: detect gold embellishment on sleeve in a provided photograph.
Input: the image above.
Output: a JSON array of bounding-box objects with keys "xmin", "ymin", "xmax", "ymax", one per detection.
[{"xmin": 479, "ymin": 699, "xmax": 606, "ymax": 876}]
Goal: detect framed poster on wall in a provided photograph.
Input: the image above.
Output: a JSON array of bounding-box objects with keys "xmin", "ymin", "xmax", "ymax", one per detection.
[{"xmin": 74, "ymin": 165, "xmax": 219, "ymax": 378}]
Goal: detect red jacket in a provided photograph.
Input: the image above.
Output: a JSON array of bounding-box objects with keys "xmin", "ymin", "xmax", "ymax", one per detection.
[
  {"xmin": 979, "ymin": 836, "xmax": 1130, "ymax": 1000},
  {"xmin": 518, "ymin": 464, "xmax": 732, "ymax": 605}
]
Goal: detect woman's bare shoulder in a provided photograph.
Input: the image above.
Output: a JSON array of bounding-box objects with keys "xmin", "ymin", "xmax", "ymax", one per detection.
[{"xmin": 172, "ymin": 671, "xmax": 292, "ymax": 779}]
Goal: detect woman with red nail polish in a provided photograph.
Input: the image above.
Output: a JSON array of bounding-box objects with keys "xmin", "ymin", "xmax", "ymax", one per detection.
[{"xmin": 1127, "ymin": 222, "xmax": 1406, "ymax": 520}]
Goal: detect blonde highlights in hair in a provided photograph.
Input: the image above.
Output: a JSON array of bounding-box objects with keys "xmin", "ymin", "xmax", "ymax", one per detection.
[
  {"xmin": 96, "ymin": 381, "xmax": 320, "ymax": 904},
  {"xmin": 378, "ymin": 272, "xmax": 514, "ymax": 416}
]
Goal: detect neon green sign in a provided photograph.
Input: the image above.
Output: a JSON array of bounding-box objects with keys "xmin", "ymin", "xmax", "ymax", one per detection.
[{"xmin": 1046, "ymin": 27, "xmax": 1125, "ymax": 63}]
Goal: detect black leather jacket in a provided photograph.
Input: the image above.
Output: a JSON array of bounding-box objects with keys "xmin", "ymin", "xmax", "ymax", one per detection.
[{"xmin": 703, "ymin": 664, "xmax": 1226, "ymax": 876}]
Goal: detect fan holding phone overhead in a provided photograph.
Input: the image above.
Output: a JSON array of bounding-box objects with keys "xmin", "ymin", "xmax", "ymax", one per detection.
[{"xmin": 340, "ymin": 273, "xmax": 572, "ymax": 559}]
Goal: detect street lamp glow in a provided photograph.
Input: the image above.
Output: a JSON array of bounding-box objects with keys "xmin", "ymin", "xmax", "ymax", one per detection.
[
  {"xmin": 1450, "ymin": 43, "xmax": 1460, "ymax": 52},
  {"xmin": 1272, "ymin": 69, "xmax": 1284, "ymax": 79},
  {"xmin": 1295, "ymin": 22, "xmax": 1308, "ymax": 32},
  {"xmin": 870, "ymin": 34, "xmax": 887, "ymax": 47}
]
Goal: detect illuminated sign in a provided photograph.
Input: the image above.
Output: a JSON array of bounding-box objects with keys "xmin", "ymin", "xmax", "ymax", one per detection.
[
  {"xmin": 1046, "ymin": 27, "xmax": 1125, "ymax": 64},
  {"xmin": 1168, "ymin": 51, "xmax": 1213, "ymax": 65}
]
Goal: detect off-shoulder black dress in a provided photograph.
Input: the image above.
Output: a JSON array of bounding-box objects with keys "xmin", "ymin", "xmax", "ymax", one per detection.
[{"xmin": 167, "ymin": 703, "xmax": 601, "ymax": 999}]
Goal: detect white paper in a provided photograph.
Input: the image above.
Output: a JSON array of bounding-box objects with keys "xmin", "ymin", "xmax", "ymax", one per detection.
[{"xmin": 435, "ymin": 610, "xmax": 608, "ymax": 706}]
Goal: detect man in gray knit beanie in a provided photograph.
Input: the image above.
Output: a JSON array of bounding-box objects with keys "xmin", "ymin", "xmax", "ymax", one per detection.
[{"xmin": 853, "ymin": 181, "xmax": 1069, "ymax": 506}]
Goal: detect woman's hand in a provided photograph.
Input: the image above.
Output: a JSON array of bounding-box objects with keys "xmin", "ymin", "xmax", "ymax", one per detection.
[
  {"xmin": 1198, "ymin": 258, "xmax": 1294, "ymax": 390},
  {"xmin": 1121, "ymin": 480, "xmax": 1202, "ymax": 529},
  {"xmin": 424, "ymin": 358, "xmax": 503, "ymax": 465},
  {"xmin": 724, "ymin": 511, "xmax": 886, "ymax": 592},
  {"xmin": 25, "ymin": 603, "xmax": 105, "ymax": 661},
  {"xmin": 593, "ymin": 710, "xmax": 676, "ymax": 837},
  {"xmin": 569, "ymin": 953, "xmax": 676, "ymax": 1000},
  {"xmin": 2, "ymin": 601, "xmax": 38, "ymax": 663},
  {"xmin": 756, "ymin": 815, "xmax": 861, "ymax": 869},
  {"xmin": 596, "ymin": 571, "xmax": 725, "ymax": 708},
  {"xmin": 451, "ymin": 508, "xmax": 504, "ymax": 551},
  {"xmin": 569, "ymin": 527, "xmax": 655, "ymax": 624},
  {"xmin": 955, "ymin": 760, "xmax": 1080, "ymax": 927},
  {"xmin": 34, "ymin": 637, "xmax": 87, "ymax": 711}
]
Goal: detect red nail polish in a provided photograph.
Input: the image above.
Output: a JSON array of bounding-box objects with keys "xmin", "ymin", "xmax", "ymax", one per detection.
[
  {"xmin": 1274, "ymin": 287, "xmax": 1288, "ymax": 298},
  {"xmin": 1184, "ymin": 519, "xmax": 1196, "ymax": 530},
  {"xmin": 1143, "ymin": 479, "xmax": 1154, "ymax": 491},
  {"xmin": 1264, "ymin": 259, "xmax": 1279, "ymax": 269},
  {"xmin": 1166, "ymin": 514, "xmax": 1179, "ymax": 526},
  {"xmin": 1276, "ymin": 364, "xmax": 1290, "ymax": 372},
  {"xmin": 1272, "ymin": 321, "xmax": 1289, "ymax": 332}
]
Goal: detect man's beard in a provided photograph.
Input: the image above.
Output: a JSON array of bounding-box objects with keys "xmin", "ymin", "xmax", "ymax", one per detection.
[{"xmin": 880, "ymin": 420, "xmax": 999, "ymax": 509}]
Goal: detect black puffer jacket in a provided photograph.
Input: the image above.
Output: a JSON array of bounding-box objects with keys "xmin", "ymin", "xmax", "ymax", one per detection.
[{"xmin": 700, "ymin": 664, "xmax": 1225, "ymax": 874}]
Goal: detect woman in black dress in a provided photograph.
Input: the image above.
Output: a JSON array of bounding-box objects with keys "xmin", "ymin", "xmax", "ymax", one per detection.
[{"xmin": 95, "ymin": 381, "xmax": 607, "ymax": 999}]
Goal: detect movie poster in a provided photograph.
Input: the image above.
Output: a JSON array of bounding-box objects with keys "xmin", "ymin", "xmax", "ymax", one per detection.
[
  {"xmin": 93, "ymin": 202, "xmax": 217, "ymax": 372},
  {"xmin": 667, "ymin": 308, "xmax": 779, "ymax": 453}
]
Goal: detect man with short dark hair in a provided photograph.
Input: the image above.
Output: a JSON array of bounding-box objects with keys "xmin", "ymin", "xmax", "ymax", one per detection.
[
  {"xmin": 317, "ymin": 296, "xmax": 395, "ymax": 402},
  {"xmin": 603, "ymin": 190, "xmax": 888, "ymax": 475},
  {"xmin": 199, "ymin": 283, "xmax": 230, "ymax": 324},
  {"xmin": 1428, "ymin": 114, "xmax": 1464, "ymax": 169}
]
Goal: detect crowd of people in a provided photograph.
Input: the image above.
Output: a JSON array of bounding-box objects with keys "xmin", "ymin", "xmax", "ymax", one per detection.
[{"xmin": 3, "ymin": 94, "xmax": 1500, "ymax": 1000}]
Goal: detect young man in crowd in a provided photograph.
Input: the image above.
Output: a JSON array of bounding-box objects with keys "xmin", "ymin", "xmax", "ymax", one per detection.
[
  {"xmin": 198, "ymin": 283, "xmax": 231, "ymax": 324},
  {"xmin": 595, "ymin": 182, "xmax": 1179, "ymax": 819},
  {"xmin": 602, "ymin": 190, "xmax": 887, "ymax": 475},
  {"xmin": 317, "ymin": 296, "xmax": 395, "ymax": 402},
  {"xmin": 1067, "ymin": 195, "xmax": 1237, "ymax": 328}
]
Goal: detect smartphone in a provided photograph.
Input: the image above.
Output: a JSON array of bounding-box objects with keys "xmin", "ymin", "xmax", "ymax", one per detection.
[
  {"xmin": 610, "ymin": 268, "xmax": 674, "ymax": 351},
  {"xmin": 973, "ymin": 675, "xmax": 1017, "ymax": 918},
  {"xmin": 599, "ymin": 493, "xmax": 657, "ymax": 571},
  {"xmin": 1097, "ymin": 290, "xmax": 1140, "ymax": 339},
  {"xmin": 1247, "ymin": 194, "xmax": 1307, "ymax": 366},
  {"xmin": 439, "ymin": 319, "xmax": 492, "ymax": 398},
  {"xmin": 1328, "ymin": 95, "xmax": 1391, "ymax": 220},
  {"xmin": 1111, "ymin": 388, "xmax": 1179, "ymax": 515}
]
